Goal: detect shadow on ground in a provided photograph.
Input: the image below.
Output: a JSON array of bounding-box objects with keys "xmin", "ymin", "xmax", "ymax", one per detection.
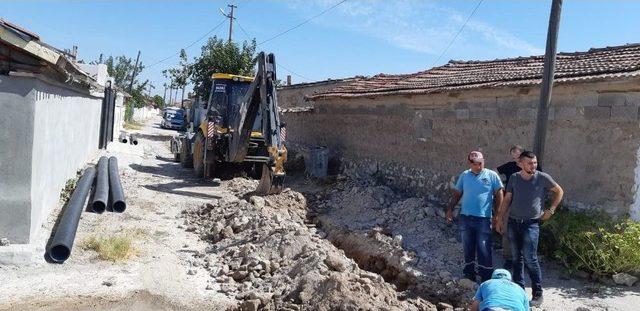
[
  {"xmin": 133, "ymin": 132, "xmax": 174, "ymax": 142},
  {"xmin": 144, "ymin": 181, "xmax": 222, "ymax": 200}
]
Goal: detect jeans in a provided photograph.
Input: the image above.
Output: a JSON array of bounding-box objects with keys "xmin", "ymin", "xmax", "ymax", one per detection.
[
  {"xmin": 460, "ymin": 215, "xmax": 493, "ymax": 282},
  {"xmin": 501, "ymin": 216, "xmax": 513, "ymax": 270},
  {"xmin": 508, "ymin": 218, "xmax": 543, "ymax": 295}
]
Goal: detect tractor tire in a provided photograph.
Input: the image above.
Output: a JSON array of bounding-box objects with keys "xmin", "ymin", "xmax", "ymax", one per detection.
[
  {"xmin": 180, "ymin": 137, "xmax": 193, "ymax": 168},
  {"xmin": 193, "ymin": 132, "xmax": 205, "ymax": 178}
]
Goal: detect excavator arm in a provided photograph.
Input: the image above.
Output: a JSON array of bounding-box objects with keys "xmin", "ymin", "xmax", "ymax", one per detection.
[{"xmin": 227, "ymin": 52, "xmax": 286, "ymax": 194}]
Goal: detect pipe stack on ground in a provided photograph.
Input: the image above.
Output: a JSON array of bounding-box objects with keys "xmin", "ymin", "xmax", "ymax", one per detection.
[
  {"xmin": 119, "ymin": 132, "xmax": 128, "ymax": 144},
  {"xmin": 47, "ymin": 167, "xmax": 96, "ymax": 263},
  {"xmin": 90, "ymin": 156, "xmax": 109, "ymax": 213},
  {"xmin": 129, "ymin": 134, "xmax": 138, "ymax": 145},
  {"xmin": 108, "ymin": 156, "xmax": 127, "ymax": 212}
]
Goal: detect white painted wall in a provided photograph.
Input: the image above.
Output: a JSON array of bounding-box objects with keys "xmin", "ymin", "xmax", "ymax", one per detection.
[
  {"xmin": 112, "ymin": 92, "xmax": 125, "ymax": 137},
  {"xmin": 29, "ymin": 80, "xmax": 102, "ymax": 243},
  {"xmin": 77, "ymin": 63, "xmax": 109, "ymax": 87},
  {"xmin": 133, "ymin": 106, "xmax": 159, "ymax": 122}
]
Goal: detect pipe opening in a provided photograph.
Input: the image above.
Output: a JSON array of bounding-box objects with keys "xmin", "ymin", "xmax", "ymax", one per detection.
[
  {"xmin": 113, "ymin": 201, "xmax": 126, "ymax": 213},
  {"xmin": 92, "ymin": 201, "xmax": 106, "ymax": 214},
  {"xmin": 49, "ymin": 244, "xmax": 71, "ymax": 262},
  {"xmin": 121, "ymin": 139, "xmax": 128, "ymax": 144},
  {"xmin": 132, "ymin": 141, "xmax": 138, "ymax": 145}
]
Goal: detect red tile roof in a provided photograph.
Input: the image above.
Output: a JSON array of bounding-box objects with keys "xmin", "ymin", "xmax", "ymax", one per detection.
[{"xmin": 308, "ymin": 43, "xmax": 640, "ymax": 100}]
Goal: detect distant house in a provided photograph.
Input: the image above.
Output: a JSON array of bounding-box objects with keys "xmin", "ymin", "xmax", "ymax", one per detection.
[{"xmin": 285, "ymin": 43, "xmax": 640, "ymax": 219}]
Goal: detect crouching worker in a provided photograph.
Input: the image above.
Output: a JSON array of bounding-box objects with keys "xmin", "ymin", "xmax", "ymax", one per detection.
[{"xmin": 471, "ymin": 269, "xmax": 529, "ymax": 311}]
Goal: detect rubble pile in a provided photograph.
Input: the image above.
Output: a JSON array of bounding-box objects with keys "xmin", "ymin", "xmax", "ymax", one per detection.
[{"xmin": 182, "ymin": 178, "xmax": 436, "ymax": 311}]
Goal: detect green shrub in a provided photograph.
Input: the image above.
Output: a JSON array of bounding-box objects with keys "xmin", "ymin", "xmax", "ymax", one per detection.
[
  {"xmin": 59, "ymin": 170, "xmax": 82, "ymax": 204},
  {"xmin": 541, "ymin": 210, "xmax": 640, "ymax": 276},
  {"xmin": 125, "ymin": 101, "xmax": 134, "ymax": 122}
]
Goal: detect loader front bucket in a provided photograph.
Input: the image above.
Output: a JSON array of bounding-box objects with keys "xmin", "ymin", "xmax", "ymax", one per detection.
[{"xmin": 255, "ymin": 163, "xmax": 284, "ymax": 195}]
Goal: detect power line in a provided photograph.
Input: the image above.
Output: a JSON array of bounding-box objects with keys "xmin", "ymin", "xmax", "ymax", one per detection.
[
  {"xmin": 147, "ymin": 19, "xmax": 227, "ymax": 68},
  {"xmin": 276, "ymin": 63, "xmax": 313, "ymax": 82},
  {"xmin": 236, "ymin": 16, "xmax": 314, "ymax": 82},
  {"xmin": 235, "ymin": 19, "xmax": 252, "ymax": 41},
  {"xmin": 430, "ymin": 0, "xmax": 484, "ymax": 68},
  {"xmin": 258, "ymin": 0, "xmax": 347, "ymax": 46}
]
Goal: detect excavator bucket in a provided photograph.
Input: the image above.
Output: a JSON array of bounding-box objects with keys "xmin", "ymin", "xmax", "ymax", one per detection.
[{"xmin": 255, "ymin": 163, "xmax": 284, "ymax": 195}]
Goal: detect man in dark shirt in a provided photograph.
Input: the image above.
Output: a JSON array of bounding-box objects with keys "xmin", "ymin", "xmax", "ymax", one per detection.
[
  {"xmin": 496, "ymin": 145, "xmax": 523, "ymax": 270},
  {"xmin": 497, "ymin": 145, "xmax": 523, "ymax": 187},
  {"xmin": 496, "ymin": 151, "xmax": 564, "ymax": 307}
]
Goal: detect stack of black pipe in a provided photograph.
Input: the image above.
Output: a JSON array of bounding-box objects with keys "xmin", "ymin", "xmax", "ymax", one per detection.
[{"xmin": 47, "ymin": 156, "xmax": 126, "ymax": 263}]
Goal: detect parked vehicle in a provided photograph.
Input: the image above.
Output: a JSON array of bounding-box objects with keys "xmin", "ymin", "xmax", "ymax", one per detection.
[{"xmin": 162, "ymin": 108, "xmax": 185, "ymax": 130}]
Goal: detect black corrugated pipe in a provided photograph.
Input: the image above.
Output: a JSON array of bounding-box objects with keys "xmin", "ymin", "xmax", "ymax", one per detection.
[
  {"xmin": 108, "ymin": 156, "xmax": 126, "ymax": 212},
  {"xmin": 47, "ymin": 166, "xmax": 96, "ymax": 263},
  {"xmin": 129, "ymin": 133, "xmax": 138, "ymax": 145},
  {"xmin": 119, "ymin": 132, "xmax": 128, "ymax": 144},
  {"xmin": 91, "ymin": 156, "xmax": 109, "ymax": 213}
]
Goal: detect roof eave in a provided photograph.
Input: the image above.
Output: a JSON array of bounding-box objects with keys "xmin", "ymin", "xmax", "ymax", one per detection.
[{"xmin": 308, "ymin": 72, "xmax": 640, "ymax": 101}]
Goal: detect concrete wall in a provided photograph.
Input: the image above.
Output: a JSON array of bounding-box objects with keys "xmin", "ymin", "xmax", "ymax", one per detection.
[
  {"xmin": 0, "ymin": 76, "xmax": 36, "ymax": 243},
  {"xmin": 30, "ymin": 79, "xmax": 102, "ymax": 243},
  {"xmin": 284, "ymin": 78, "xmax": 640, "ymax": 218},
  {"xmin": 113, "ymin": 93, "xmax": 125, "ymax": 137},
  {"xmin": 0, "ymin": 75, "xmax": 102, "ymax": 243}
]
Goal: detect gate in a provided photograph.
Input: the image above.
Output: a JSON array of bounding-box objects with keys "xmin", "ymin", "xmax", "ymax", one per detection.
[{"xmin": 98, "ymin": 85, "xmax": 116, "ymax": 149}]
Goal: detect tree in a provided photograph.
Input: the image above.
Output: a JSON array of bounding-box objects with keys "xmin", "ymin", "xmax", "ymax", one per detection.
[
  {"xmin": 104, "ymin": 56, "xmax": 147, "ymax": 91},
  {"xmin": 128, "ymin": 88, "xmax": 147, "ymax": 109},
  {"xmin": 93, "ymin": 54, "xmax": 149, "ymax": 108},
  {"xmin": 190, "ymin": 36, "xmax": 257, "ymax": 101},
  {"xmin": 152, "ymin": 95, "xmax": 165, "ymax": 109},
  {"xmin": 163, "ymin": 49, "xmax": 191, "ymax": 107}
]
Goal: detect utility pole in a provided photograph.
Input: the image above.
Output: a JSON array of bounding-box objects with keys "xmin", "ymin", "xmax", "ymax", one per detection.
[
  {"xmin": 163, "ymin": 84, "xmax": 167, "ymax": 106},
  {"xmin": 169, "ymin": 84, "xmax": 174, "ymax": 106},
  {"xmin": 532, "ymin": 0, "xmax": 562, "ymax": 166},
  {"xmin": 128, "ymin": 50, "xmax": 141, "ymax": 92},
  {"xmin": 220, "ymin": 4, "xmax": 237, "ymax": 43},
  {"xmin": 181, "ymin": 86, "xmax": 185, "ymax": 109}
]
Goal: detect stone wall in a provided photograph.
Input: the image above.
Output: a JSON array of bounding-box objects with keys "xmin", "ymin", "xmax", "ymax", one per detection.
[
  {"xmin": 282, "ymin": 78, "xmax": 640, "ymax": 218},
  {"xmin": 277, "ymin": 78, "xmax": 357, "ymax": 109}
]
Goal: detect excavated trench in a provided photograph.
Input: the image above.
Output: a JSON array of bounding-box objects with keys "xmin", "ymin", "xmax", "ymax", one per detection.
[
  {"xmin": 290, "ymin": 166, "xmax": 470, "ymax": 308},
  {"xmin": 308, "ymin": 213, "xmax": 467, "ymax": 308}
]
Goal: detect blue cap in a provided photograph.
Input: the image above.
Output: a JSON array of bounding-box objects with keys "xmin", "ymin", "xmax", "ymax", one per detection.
[{"xmin": 492, "ymin": 269, "xmax": 512, "ymax": 280}]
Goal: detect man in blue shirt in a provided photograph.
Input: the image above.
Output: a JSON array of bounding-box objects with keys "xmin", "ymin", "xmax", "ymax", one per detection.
[
  {"xmin": 471, "ymin": 269, "xmax": 529, "ymax": 311},
  {"xmin": 447, "ymin": 151, "xmax": 504, "ymax": 282}
]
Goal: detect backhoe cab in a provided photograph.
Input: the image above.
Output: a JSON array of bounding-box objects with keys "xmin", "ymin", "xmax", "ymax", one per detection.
[{"xmin": 190, "ymin": 52, "xmax": 287, "ymax": 195}]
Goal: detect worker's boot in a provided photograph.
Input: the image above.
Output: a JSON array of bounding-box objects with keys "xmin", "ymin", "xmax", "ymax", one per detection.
[{"xmin": 530, "ymin": 292, "xmax": 544, "ymax": 307}]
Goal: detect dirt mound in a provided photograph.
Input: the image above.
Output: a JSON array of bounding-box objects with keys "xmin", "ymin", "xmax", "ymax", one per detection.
[{"xmin": 182, "ymin": 178, "xmax": 436, "ymax": 311}]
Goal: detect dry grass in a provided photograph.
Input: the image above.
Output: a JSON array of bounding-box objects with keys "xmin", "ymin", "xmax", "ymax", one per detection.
[
  {"xmin": 124, "ymin": 121, "xmax": 143, "ymax": 130},
  {"xmin": 81, "ymin": 233, "xmax": 140, "ymax": 262}
]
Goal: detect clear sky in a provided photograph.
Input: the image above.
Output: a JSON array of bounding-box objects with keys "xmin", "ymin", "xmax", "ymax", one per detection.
[{"xmin": 1, "ymin": 0, "xmax": 639, "ymax": 97}]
